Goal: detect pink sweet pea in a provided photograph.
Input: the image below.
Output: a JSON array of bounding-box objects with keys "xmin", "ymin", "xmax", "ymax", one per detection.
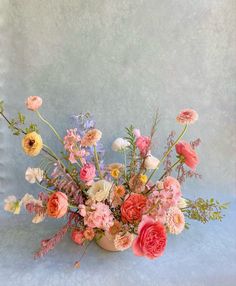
[{"xmin": 135, "ymin": 136, "xmax": 151, "ymax": 157}]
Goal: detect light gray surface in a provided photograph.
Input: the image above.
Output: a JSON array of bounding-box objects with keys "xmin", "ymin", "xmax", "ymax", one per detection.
[{"xmin": 0, "ymin": 0, "xmax": 236, "ymax": 285}]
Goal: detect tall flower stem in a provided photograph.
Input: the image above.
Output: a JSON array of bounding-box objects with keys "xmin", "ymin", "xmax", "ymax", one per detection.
[
  {"xmin": 94, "ymin": 145, "xmax": 103, "ymax": 179},
  {"xmin": 36, "ymin": 110, "xmax": 63, "ymax": 144},
  {"xmin": 146, "ymin": 124, "xmax": 188, "ymax": 184},
  {"xmin": 158, "ymin": 158, "xmax": 181, "ymax": 181}
]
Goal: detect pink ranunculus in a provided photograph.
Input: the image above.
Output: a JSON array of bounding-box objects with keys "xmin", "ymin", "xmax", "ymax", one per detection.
[
  {"xmin": 175, "ymin": 141, "xmax": 199, "ymax": 170},
  {"xmin": 135, "ymin": 136, "xmax": 151, "ymax": 157},
  {"xmin": 80, "ymin": 163, "xmax": 96, "ymax": 182},
  {"xmin": 132, "ymin": 215, "xmax": 167, "ymax": 259},
  {"xmin": 163, "ymin": 176, "xmax": 181, "ymax": 203},
  {"xmin": 47, "ymin": 192, "xmax": 68, "ymax": 218},
  {"xmin": 176, "ymin": 109, "xmax": 198, "ymax": 125},
  {"xmin": 71, "ymin": 229, "xmax": 85, "ymax": 245},
  {"xmin": 25, "ymin": 96, "xmax": 43, "ymax": 111}
]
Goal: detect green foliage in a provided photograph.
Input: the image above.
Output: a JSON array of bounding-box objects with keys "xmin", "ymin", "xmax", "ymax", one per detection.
[
  {"xmin": 183, "ymin": 197, "xmax": 229, "ymax": 224},
  {"xmin": 124, "ymin": 125, "xmax": 137, "ymax": 179},
  {"xmin": 25, "ymin": 123, "xmax": 39, "ymax": 133}
]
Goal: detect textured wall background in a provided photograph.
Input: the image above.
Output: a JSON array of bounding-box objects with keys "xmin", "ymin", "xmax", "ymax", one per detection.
[{"xmin": 0, "ymin": 1, "xmax": 235, "ymax": 286}]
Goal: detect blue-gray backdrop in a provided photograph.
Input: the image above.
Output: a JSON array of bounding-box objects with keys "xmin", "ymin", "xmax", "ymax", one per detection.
[{"xmin": 0, "ymin": 1, "xmax": 235, "ymax": 286}]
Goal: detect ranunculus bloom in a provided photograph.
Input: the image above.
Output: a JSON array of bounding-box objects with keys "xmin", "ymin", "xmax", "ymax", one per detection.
[
  {"xmin": 22, "ymin": 132, "xmax": 43, "ymax": 157},
  {"xmin": 71, "ymin": 229, "xmax": 85, "ymax": 245},
  {"xmin": 83, "ymin": 227, "xmax": 95, "ymax": 241},
  {"xmin": 132, "ymin": 215, "xmax": 167, "ymax": 259},
  {"xmin": 79, "ymin": 163, "xmax": 96, "ymax": 182},
  {"xmin": 114, "ymin": 232, "xmax": 134, "ymax": 251},
  {"xmin": 176, "ymin": 109, "xmax": 198, "ymax": 125},
  {"xmin": 112, "ymin": 138, "xmax": 130, "ymax": 152},
  {"xmin": 25, "ymin": 96, "xmax": 42, "ymax": 111},
  {"xmin": 87, "ymin": 180, "xmax": 112, "ymax": 202},
  {"xmin": 25, "ymin": 167, "xmax": 44, "ymax": 184},
  {"xmin": 47, "ymin": 192, "xmax": 68, "ymax": 218},
  {"xmin": 81, "ymin": 129, "xmax": 102, "ymax": 147},
  {"xmin": 166, "ymin": 207, "xmax": 185, "ymax": 234},
  {"xmin": 144, "ymin": 154, "xmax": 160, "ymax": 169},
  {"xmin": 135, "ymin": 136, "xmax": 151, "ymax": 157},
  {"xmin": 175, "ymin": 140, "xmax": 199, "ymax": 169},
  {"xmin": 121, "ymin": 193, "xmax": 147, "ymax": 223}
]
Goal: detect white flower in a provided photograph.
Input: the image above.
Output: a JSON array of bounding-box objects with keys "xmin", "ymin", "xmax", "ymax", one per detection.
[
  {"xmin": 112, "ymin": 138, "xmax": 130, "ymax": 152},
  {"xmin": 87, "ymin": 180, "xmax": 113, "ymax": 202},
  {"xmin": 144, "ymin": 154, "xmax": 160, "ymax": 169},
  {"xmin": 178, "ymin": 198, "xmax": 188, "ymax": 209},
  {"xmin": 25, "ymin": 167, "xmax": 44, "ymax": 184},
  {"xmin": 4, "ymin": 196, "xmax": 21, "ymax": 214}
]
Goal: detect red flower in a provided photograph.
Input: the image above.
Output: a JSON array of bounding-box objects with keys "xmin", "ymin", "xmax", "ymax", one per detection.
[
  {"xmin": 132, "ymin": 215, "xmax": 167, "ymax": 259},
  {"xmin": 121, "ymin": 193, "xmax": 147, "ymax": 223},
  {"xmin": 135, "ymin": 136, "xmax": 151, "ymax": 157},
  {"xmin": 175, "ymin": 140, "xmax": 199, "ymax": 169}
]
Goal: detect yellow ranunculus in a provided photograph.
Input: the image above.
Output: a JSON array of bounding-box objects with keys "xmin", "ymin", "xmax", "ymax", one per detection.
[
  {"xmin": 22, "ymin": 131, "xmax": 43, "ymax": 156},
  {"xmin": 139, "ymin": 174, "xmax": 148, "ymax": 184},
  {"xmin": 111, "ymin": 168, "xmax": 120, "ymax": 179}
]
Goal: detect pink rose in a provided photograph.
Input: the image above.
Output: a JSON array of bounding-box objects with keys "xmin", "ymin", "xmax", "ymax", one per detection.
[
  {"xmin": 175, "ymin": 141, "xmax": 199, "ymax": 170},
  {"xmin": 135, "ymin": 136, "xmax": 151, "ymax": 157},
  {"xmin": 47, "ymin": 191, "xmax": 68, "ymax": 218},
  {"xmin": 25, "ymin": 96, "xmax": 42, "ymax": 111},
  {"xmin": 132, "ymin": 215, "xmax": 167, "ymax": 259},
  {"xmin": 79, "ymin": 163, "xmax": 96, "ymax": 182},
  {"xmin": 71, "ymin": 229, "xmax": 85, "ymax": 245}
]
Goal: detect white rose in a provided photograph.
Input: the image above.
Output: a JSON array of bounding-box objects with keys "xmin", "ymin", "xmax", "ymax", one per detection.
[
  {"xmin": 144, "ymin": 154, "xmax": 160, "ymax": 169},
  {"xmin": 178, "ymin": 198, "xmax": 188, "ymax": 209},
  {"xmin": 87, "ymin": 180, "xmax": 113, "ymax": 202},
  {"xmin": 25, "ymin": 167, "xmax": 44, "ymax": 184},
  {"xmin": 112, "ymin": 138, "xmax": 130, "ymax": 152}
]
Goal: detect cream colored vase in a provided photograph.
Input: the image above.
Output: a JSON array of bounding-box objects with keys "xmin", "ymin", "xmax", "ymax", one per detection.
[{"xmin": 96, "ymin": 234, "xmax": 120, "ymax": 252}]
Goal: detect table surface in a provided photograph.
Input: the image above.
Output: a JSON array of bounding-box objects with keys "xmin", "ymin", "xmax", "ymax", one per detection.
[{"xmin": 0, "ymin": 194, "xmax": 235, "ymax": 286}]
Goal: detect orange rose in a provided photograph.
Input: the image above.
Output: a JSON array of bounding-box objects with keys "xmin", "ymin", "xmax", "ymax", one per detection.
[
  {"xmin": 47, "ymin": 191, "xmax": 68, "ymax": 218},
  {"xmin": 121, "ymin": 193, "xmax": 147, "ymax": 223}
]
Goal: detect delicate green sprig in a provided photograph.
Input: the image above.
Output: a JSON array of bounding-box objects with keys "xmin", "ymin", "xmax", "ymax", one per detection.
[
  {"xmin": 124, "ymin": 125, "xmax": 137, "ymax": 179},
  {"xmin": 183, "ymin": 197, "xmax": 229, "ymax": 223}
]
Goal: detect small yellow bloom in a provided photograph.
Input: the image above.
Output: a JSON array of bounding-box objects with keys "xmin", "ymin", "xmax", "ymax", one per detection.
[
  {"xmin": 22, "ymin": 132, "xmax": 43, "ymax": 156},
  {"xmin": 111, "ymin": 168, "xmax": 120, "ymax": 179},
  {"xmin": 139, "ymin": 174, "xmax": 148, "ymax": 184}
]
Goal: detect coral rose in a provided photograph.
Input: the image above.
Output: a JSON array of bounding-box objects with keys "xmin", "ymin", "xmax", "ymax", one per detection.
[
  {"xmin": 47, "ymin": 191, "xmax": 68, "ymax": 218},
  {"xmin": 175, "ymin": 140, "xmax": 199, "ymax": 169},
  {"xmin": 71, "ymin": 229, "xmax": 85, "ymax": 245},
  {"xmin": 135, "ymin": 136, "xmax": 151, "ymax": 157},
  {"xmin": 81, "ymin": 129, "xmax": 102, "ymax": 147},
  {"xmin": 79, "ymin": 163, "xmax": 96, "ymax": 182},
  {"xmin": 25, "ymin": 96, "xmax": 42, "ymax": 111},
  {"xmin": 132, "ymin": 215, "xmax": 167, "ymax": 259},
  {"xmin": 176, "ymin": 109, "xmax": 198, "ymax": 125},
  {"xmin": 121, "ymin": 193, "xmax": 147, "ymax": 223},
  {"xmin": 22, "ymin": 132, "xmax": 43, "ymax": 157}
]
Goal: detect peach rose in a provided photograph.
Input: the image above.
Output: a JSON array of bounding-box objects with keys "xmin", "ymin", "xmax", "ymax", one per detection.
[
  {"xmin": 47, "ymin": 191, "xmax": 68, "ymax": 218},
  {"xmin": 71, "ymin": 229, "xmax": 85, "ymax": 245},
  {"xmin": 81, "ymin": 129, "xmax": 102, "ymax": 147},
  {"xmin": 132, "ymin": 215, "xmax": 167, "ymax": 259},
  {"xmin": 121, "ymin": 193, "xmax": 147, "ymax": 223},
  {"xmin": 175, "ymin": 141, "xmax": 199, "ymax": 170},
  {"xmin": 25, "ymin": 96, "xmax": 42, "ymax": 111}
]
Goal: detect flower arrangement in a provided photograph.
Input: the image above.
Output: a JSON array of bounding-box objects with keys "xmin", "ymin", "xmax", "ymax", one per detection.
[{"xmin": 0, "ymin": 98, "xmax": 228, "ymax": 268}]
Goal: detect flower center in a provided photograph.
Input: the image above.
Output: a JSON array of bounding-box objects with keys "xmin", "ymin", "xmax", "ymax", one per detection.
[{"xmin": 29, "ymin": 139, "xmax": 35, "ymax": 147}]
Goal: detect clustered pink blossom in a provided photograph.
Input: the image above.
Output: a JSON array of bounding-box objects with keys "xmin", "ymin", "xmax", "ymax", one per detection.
[
  {"xmin": 84, "ymin": 203, "xmax": 114, "ymax": 231},
  {"xmin": 64, "ymin": 129, "xmax": 87, "ymax": 164}
]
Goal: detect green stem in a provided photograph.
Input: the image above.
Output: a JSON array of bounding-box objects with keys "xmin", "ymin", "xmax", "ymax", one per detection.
[
  {"xmin": 123, "ymin": 150, "xmax": 127, "ymax": 178},
  {"xmin": 35, "ymin": 181, "xmax": 53, "ymax": 192},
  {"xmin": 94, "ymin": 145, "xmax": 103, "ymax": 179},
  {"xmin": 36, "ymin": 110, "xmax": 63, "ymax": 144},
  {"xmin": 158, "ymin": 158, "xmax": 181, "ymax": 181},
  {"xmin": 146, "ymin": 124, "xmax": 188, "ymax": 184}
]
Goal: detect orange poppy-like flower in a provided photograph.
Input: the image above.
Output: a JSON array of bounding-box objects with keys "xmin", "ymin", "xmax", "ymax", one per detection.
[{"xmin": 114, "ymin": 185, "xmax": 126, "ymax": 198}]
